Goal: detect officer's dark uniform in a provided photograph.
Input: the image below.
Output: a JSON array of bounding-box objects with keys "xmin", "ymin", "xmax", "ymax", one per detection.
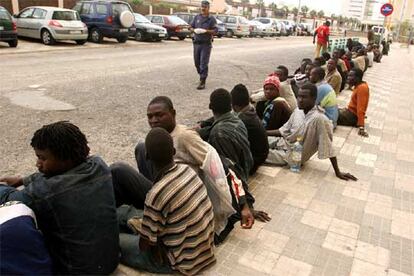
[{"xmin": 191, "ymin": 8, "xmax": 217, "ymax": 90}]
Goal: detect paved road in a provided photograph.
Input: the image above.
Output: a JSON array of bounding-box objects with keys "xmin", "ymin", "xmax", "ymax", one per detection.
[{"xmin": 0, "ymin": 36, "xmax": 314, "ymax": 175}]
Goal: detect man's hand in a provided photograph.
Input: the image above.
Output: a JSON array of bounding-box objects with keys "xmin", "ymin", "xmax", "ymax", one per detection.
[
  {"xmin": 358, "ymin": 128, "xmax": 369, "ymax": 137},
  {"xmin": 335, "ymin": 172, "xmax": 358, "ymax": 181},
  {"xmin": 252, "ymin": 210, "xmax": 271, "ymax": 222},
  {"xmin": 241, "ymin": 205, "xmax": 254, "ymax": 229},
  {"xmin": 0, "ymin": 176, "xmax": 23, "ymax": 187}
]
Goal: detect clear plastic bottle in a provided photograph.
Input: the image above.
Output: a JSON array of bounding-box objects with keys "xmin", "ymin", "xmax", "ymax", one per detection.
[{"xmin": 290, "ymin": 136, "xmax": 303, "ymax": 173}]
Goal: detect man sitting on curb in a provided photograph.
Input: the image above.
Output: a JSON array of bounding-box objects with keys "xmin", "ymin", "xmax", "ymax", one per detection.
[
  {"xmin": 338, "ymin": 68, "xmax": 370, "ymax": 137},
  {"xmin": 0, "ymin": 121, "xmax": 119, "ymax": 275},
  {"xmin": 231, "ymin": 84, "xmax": 269, "ymax": 175},
  {"xmin": 266, "ymin": 83, "xmax": 358, "ymax": 181},
  {"xmin": 309, "ymin": 67, "xmax": 339, "ymax": 127},
  {"xmin": 256, "ymin": 75, "xmax": 292, "ymax": 132},
  {"xmin": 325, "ymin": 59, "xmax": 342, "ymax": 95},
  {"xmin": 118, "ymin": 128, "xmax": 216, "ymax": 275}
]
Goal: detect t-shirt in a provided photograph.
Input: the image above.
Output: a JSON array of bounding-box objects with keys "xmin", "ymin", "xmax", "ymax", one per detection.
[
  {"xmin": 191, "ymin": 14, "xmax": 217, "ymax": 44},
  {"xmin": 316, "ymin": 25, "xmax": 330, "ymax": 44},
  {"xmin": 348, "ymin": 82, "xmax": 370, "ymax": 127},
  {"xmin": 140, "ymin": 164, "xmax": 215, "ymax": 276}
]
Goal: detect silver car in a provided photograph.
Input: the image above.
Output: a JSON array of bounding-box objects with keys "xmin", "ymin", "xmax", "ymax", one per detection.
[{"xmin": 14, "ymin": 6, "xmax": 88, "ymax": 45}]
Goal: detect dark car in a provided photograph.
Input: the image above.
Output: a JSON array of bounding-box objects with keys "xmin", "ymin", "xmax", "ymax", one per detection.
[
  {"xmin": 146, "ymin": 14, "xmax": 190, "ymax": 40},
  {"xmin": 130, "ymin": 13, "xmax": 167, "ymax": 42},
  {"xmin": 0, "ymin": 6, "xmax": 18, "ymax": 47},
  {"xmin": 73, "ymin": 0, "xmax": 136, "ymax": 43}
]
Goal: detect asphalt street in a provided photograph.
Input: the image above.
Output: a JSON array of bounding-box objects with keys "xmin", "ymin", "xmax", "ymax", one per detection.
[{"xmin": 0, "ymin": 36, "xmax": 314, "ymax": 175}]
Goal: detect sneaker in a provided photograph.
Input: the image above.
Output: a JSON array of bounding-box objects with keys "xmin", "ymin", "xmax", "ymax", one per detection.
[{"xmin": 197, "ymin": 80, "xmax": 206, "ymax": 90}]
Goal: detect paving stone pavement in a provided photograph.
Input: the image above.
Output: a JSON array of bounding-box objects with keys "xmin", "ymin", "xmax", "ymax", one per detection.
[{"xmin": 115, "ymin": 45, "xmax": 414, "ymax": 276}]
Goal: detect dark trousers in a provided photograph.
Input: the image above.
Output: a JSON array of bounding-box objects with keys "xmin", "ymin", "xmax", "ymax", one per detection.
[
  {"xmin": 337, "ymin": 108, "xmax": 358, "ymax": 127},
  {"xmin": 193, "ymin": 43, "xmax": 212, "ymax": 80}
]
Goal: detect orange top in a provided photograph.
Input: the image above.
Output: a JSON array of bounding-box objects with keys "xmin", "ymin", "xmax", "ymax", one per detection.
[{"xmin": 348, "ymin": 82, "xmax": 370, "ymax": 127}]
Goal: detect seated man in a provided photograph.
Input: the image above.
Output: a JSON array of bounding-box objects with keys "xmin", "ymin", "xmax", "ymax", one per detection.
[
  {"xmin": 373, "ymin": 44, "xmax": 383, "ymax": 62},
  {"xmin": 332, "ymin": 49, "xmax": 348, "ymax": 91},
  {"xmin": 338, "ymin": 68, "xmax": 370, "ymax": 137},
  {"xmin": 325, "ymin": 59, "xmax": 342, "ymax": 95},
  {"xmin": 309, "ymin": 67, "xmax": 339, "ymax": 127},
  {"xmin": 274, "ymin": 65, "xmax": 298, "ymax": 110},
  {"xmin": 118, "ymin": 128, "xmax": 216, "ymax": 275},
  {"xmin": 256, "ymin": 75, "xmax": 292, "ymax": 132},
  {"xmin": 266, "ymin": 83, "xmax": 358, "ymax": 181},
  {"xmin": 231, "ymin": 84, "xmax": 269, "ymax": 175},
  {"xmin": 353, "ymin": 49, "xmax": 366, "ymax": 72},
  {"xmin": 0, "ymin": 201, "xmax": 52, "ymax": 275},
  {"xmin": 0, "ymin": 121, "xmax": 119, "ymax": 275},
  {"xmin": 366, "ymin": 45, "xmax": 374, "ymax": 67},
  {"xmin": 346, "ymin": 38, "xmax": 363, "ymax": 52},
  {"xmin": 292, "ymin": 59, "xmax": 313, "ymax": 97}
]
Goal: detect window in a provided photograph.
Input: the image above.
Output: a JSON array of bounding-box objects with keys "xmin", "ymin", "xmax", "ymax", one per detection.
[
  {"xmin": 80, "ymin": 3, "xmax": 91, "ymax": 15},
  {"xmin": 135, "ymin": 13, "xmax": 150, "ymax": 23},
  {"xmin": 217, "ymin": 16, "xmax": 226, "ymax": 22},
  {"xmin": 0, "ymin": 8, "xmax": 11, "ymax": 20},
  {"xmin": 151, "ymin": 16, "xmax": 163, "ymax": 24},
  {"xmin": 258, "ymin": 18, "xmax": 270, "ymax": 24},
  {"xmin": 112, "ymin": 3, "xmax": 131, "ymax": 16},
  {"xmin": 96, "ymin": 4, "xmax": 108, "ymax": 15},
  {"xmin": 32, "ymin": 9, "xmax": 47, "ymax": 19},
  {"xmin": 19, "ymin": 8, "xmax": 34, "ymax": 18},
  {"xmin": 227, "ymin": 17, "xmax": 236, "ymax": 23},
  {"xmin": 73, "ymin": 3, "xmax": 82, "ymax": 13},
  {"xmin": 167, "ymin": 16, "xmax": 187, "ymax": 25},
  {"xmin": 53, "ymin": 11, "xmax": 80, "ymax": 21}
]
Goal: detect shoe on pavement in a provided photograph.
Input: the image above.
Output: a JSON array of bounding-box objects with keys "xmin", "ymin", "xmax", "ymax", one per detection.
[{"xmin": 197, "ymin": 80, "xmax": 206, "ymax": 90}]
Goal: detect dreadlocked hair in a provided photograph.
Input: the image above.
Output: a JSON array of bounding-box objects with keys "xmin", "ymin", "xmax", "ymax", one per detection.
[{"xmin": 31, "ymin": 121, "xmax": 90, "ymax": 164}]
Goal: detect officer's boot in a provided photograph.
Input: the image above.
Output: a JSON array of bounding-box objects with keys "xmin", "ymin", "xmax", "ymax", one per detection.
[{"xmin": 197, "ymin": 78, "xmax": 206, "ymax": 90}]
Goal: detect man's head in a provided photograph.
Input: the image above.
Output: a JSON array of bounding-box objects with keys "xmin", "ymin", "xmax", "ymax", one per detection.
[
  {"xmin": 209, "ymin": 88, "xmax": 232, "ymax": 116},
  {"xmin": 327, "ymin": 59, "xmax": 337, "ymax": 73},
  {"xmin": 305, "ymin": 64, "xmax": 315, "ymax": 77},
  {"xmin": 332, "ymin": 49, "xmax": 340, "ymax": 60},
  {"xmin": 145, "ymin": 127, "xmax": 175, "ymax": 168},
  {"xmin": 324, "ymin": 21, "xmax": 331, "ymax": 27},
  {"xmin": 275, "ymin": 65, "xmax": 289, "ymax": 82},
  {"xmin": 230, "ymin": 84, "xmax": 250, "ymax": 112},
  {"xmin": 201, "ymin": 0, "xmax": 210, "ymax": 15},
  {"xmin": 310, "ymin": 67, "xmax": 325, "ymax": 83},
  {"xmin": 347, "ymin": 68, "xmax": 364, "ymax": 86},
  {"xmin": 322, "ymin": 52, "xmax": 331, "ymax": 62},
  {"xmin": 30, "ymin": 121, "xmax": 90, "ymax": 177},
  {"xmin": 313, "ymin": 57, "xmax": 325, "ymax": 67},
  {"xmin": 300, "ymin": 58, "xmax": 312, "ymax": 74},
  {"xmin": 147, "ymin": 96, "xmax": 176, "ymax": 133},
  {"xmin": 263, "ymin": 75, "xmax": 281, "ymax": 100},
  {"xmin": 297, "ymin": 82, "xmax": 317, "ymax": 111}
]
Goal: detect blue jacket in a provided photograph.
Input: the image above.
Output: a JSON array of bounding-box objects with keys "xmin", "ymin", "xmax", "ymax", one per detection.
[{"xmin": 0, "ymin": 156, "xmax": 119, "ymax": 275}]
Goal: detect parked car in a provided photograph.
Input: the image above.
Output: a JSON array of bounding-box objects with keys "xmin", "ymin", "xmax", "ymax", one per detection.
[
  {"xmin": 299, "ymin": 23, "xmax": 313, "ymax": 36},
  {"xmin": 130, "ymin": 13, "xmax": 166, "ymax": 42},
  {"xmin": 13, "ymin": 7, "xmax": 88, "ymax": 45},
  {"xmin": 216, "ymin": 15, "xmax": 249, "ymax": 38},
  {"xmin": 248, "ymin": 20, "xmax": 262, "ymax": 37},
  {"xmin": 0, "ymin": 6, "xmax": 18, "ymax": 47},
  {"xmin": 281, "ymin": 20, "xmax": 294, "ymax": 35},
  {"xmin": 214, "ymin": 17, "xmax": 227, "ymax": 38},
  {"xmin": 73, "ymin": 0, "xmax": 135, "ymax": 43},
  {"xmin": 252, "ymin": 17, "xmax": 277, "ymax": 37},
  {"xmin": 172, "ymin": 12, "xmax": 195, "ymax": 25},
  {"xmin": 146, "ymin": 15, "xmax": 190, "ymax": 40},
  {"xmin": 274, "ymin": 19, "xmax": 287, "ymax": 36}
]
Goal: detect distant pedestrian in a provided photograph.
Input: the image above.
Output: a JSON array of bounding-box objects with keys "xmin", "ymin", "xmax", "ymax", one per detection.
[
  {"xmin": 367, "ymin": 26, "xmax": 374, "ymax": 44},
  {"xmin": 190, "ymin": 1, "xmax": 217, "ymax": 90},
  {"xmin": 313, "ymin": 21, "xmax": 330, "ymax": 58}
]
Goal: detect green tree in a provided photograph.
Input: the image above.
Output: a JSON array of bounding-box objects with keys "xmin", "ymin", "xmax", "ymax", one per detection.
[
  {"xmin": 309, "ymin": 9, "xmax": 317, "ymax": 18},
  {"xmin": 269, "ymin": 2, "xmax": 278, "ymax": 17},
  {"xmin": 282, "ymin": 5, "xmax": 289, "ymax": 18},
  {"xmin": 291, "ymin": 7, "xmax": 298, "ymax": 16},
  {"xmin": 301, "ymin": 5, "xmax": 309, "ymax": 16},
  {"xmin": 256, "ymin": 0, "xmax": 265, "ymax": 17},
  {"xmin": 317, "ymin": 10, "xmax": 324, "ymax": 18}
]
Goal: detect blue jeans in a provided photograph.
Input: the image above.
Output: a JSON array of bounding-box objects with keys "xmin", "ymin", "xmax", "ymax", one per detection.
[
  {"xmin": 117, "ymin": 206, "xmax": 173, "ymax": 274},
  {"xmin": 193, "ymin": 43, "xmax": 212, "ymax": 80}
]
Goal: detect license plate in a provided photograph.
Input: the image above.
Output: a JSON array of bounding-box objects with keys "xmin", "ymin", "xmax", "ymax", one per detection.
[
  {"xmin": 120, "ymin": 28, "xmax": 128, "ymax": 32},
  {"xmin": 70, "ymin": 30, "xmax": 81, "ymax": 34},
  {"xmin": 0, "ymin": 26, "xmax": 3, "ymax": 31},
  {"xmin": 159, "ymin": 34, "xmax": 165, "ymax": 37}
]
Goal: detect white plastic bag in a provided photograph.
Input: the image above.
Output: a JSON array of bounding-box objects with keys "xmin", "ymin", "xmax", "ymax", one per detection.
[{"xmin": 200, "ymin": 144, "xmax": 236, "ymax": 235}]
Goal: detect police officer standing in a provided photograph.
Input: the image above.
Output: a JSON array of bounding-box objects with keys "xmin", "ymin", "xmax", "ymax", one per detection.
[{"xmin": 190, "ymin": 1, "xmax": 217, "ymax": 90}]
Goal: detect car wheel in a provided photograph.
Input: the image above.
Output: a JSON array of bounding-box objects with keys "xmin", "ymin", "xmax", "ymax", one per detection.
[
  {"xmin": 135, "ymin": 31, "xmax": 145, "ymax": 42},
  {"xmin": 41, "ymin": 29, "xmax": 55, "ymax": 45},
  {"xmin": 226, "ymin": 30, "xmax": 233, "ymax": 38},
  {"xmin": 76, "ymin": 40, "xmax": 87, "ymax": 45},
  {"xmin": 217, "ymin": 34, "xmax": 222, "ymax": 38},
  {"xmin": 236, "ymin": 35, "xmax": 242, "ymax": 39},
  {"xmin": 178, "ymin": 36, "xmax": 186, "ymax": 40},
  {"xmin": 89, "ymin": 28, "xmax": 103, "ymax": 43},
  {"xmin": 117, "ymin": 36, "xmax": 128, "ymax": 43},
  {"xmin": 8, "ymin": 39, "xmax": 18, "ymax": 47}
]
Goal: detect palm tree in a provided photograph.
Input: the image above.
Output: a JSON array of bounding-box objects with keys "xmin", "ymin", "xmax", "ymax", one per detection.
[
  {"xmin": 256, "ymin": 0, "xmax": 264, "ymax": 17},
  {"xmin": 317, "ymin": 10, "xmax": 324, "ymax": 19},
  {"xmin": 269, "ymin": 2, "xmax": 278, "ymax": 17},
  {"xmin": 282, "ymin": 5, "xmax": 289, "ymax": 18},
  {"xmin": 291, "ymin": 7, "xmax": 298, "ymax": 17},
  {"xmin": 301, "ymin": 5, "xmax": 309, "ymax": 17},
  {"xmin": 241, "ymin": 0, "xmax": 249, "ymax": 15},
  {"xmin": 309, "ymin": 9, "xmax": 317, "ymax": 18}
]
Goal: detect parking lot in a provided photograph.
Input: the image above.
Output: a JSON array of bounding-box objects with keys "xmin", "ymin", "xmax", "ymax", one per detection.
[{"xmin": 0, "ymin": 35, "xmax": 313, "ymax": 175}]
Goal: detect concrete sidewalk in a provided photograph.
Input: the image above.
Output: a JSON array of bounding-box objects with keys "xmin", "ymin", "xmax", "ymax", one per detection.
[{"xmin": 116, "ymin": 44, "xmax": 414, "ymax": 276}]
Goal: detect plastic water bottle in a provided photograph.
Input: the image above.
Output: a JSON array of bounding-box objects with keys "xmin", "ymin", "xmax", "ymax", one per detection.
[{"xmin": 290, "ymin": 137, "xmax": 303, "ymax": 173}]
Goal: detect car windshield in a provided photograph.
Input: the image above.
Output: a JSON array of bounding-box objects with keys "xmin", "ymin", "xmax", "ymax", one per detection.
[
  {"xmin": 134, "ymin": 13, "xmax": 150, "ymax": 23},
  {"xmin": 112, "ymin": 3, "xmax": 131, "ymax": 16},
  {"xmin": 0, "ymin": 9, "xmax": 11, "ymax": 20},
  {"xmin": 216, "ymin": 18, "xmax": 223, "ymax": 24},
  {"xmin": 52, "ymin": 11, "xmax": 80, "ymax": 20},
  {"xmin": 167, "ymin": 16, "xmax": 187, "ymax": 25},
  {"xmin": 257, "ymin": 18, "xmax": 270, "ymax": 24}
]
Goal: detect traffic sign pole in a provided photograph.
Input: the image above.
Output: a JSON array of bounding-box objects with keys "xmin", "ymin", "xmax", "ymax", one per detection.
[{"xmin": 379, "ymin": 3, "xmax": 394, "ymax": 43}]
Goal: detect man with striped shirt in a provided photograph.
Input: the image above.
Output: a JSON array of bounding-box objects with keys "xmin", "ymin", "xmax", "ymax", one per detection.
[{"xmin": 119, "ymin": 128, "xmax": 215, "ymax": 275}]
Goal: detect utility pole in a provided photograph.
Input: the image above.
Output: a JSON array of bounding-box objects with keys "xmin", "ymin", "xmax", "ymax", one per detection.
[
  {"xmin": 297, "ymin": 0, "xmax": 301, "ymax": 24},
  {"xmin": 396, "ymin": 0, "xmax": 408, "ymax": 41}
]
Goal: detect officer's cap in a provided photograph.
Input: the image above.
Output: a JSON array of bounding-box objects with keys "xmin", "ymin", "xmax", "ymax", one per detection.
[{"xmin": 201, "ymin": 1, "xmax": 210, "ymax": 7}]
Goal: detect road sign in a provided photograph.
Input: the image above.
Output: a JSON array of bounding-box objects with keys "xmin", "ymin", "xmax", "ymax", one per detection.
[{"xmin": 380, "ymin": 3, "xmax": 394, "ymax": 17}]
